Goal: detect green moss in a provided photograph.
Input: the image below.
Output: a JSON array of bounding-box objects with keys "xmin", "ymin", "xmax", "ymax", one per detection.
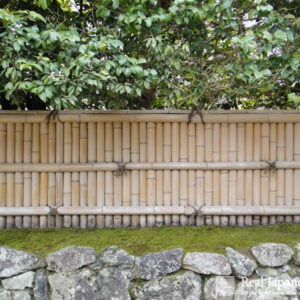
[{"xmin": 0, "ymin": 224, "xmax": 299, "ymax": 257}]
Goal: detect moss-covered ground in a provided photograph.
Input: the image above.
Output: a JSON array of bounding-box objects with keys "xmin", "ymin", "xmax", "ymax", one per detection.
[{"xmin": 0, "ymin": 224, "xmax": 299, "ymax": 257}]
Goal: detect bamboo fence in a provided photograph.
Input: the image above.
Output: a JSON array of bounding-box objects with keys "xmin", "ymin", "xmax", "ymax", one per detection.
[{"xmin": 0, "ymin": 110, "xmax": 299, "ymax": 228}]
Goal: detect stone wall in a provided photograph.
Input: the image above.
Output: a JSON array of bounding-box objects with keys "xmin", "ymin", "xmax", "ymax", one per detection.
[{"xmin": 0, "ymin": 243, "xmax": 299, "ymax": 299}]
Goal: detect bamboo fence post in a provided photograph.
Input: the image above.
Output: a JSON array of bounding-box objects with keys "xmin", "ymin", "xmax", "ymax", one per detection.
[
  {"xmin": 0, "ymin": 124, "xmax": 6, "ymax": 228},
  {"xmin": 6, "ymin": 124, "xmax": 14, "ymax": 228},
  {"xmin": 163, "ymin": 123, "xmax": 172, "ymax": 226},
  {"xmin": 72, "ymin": 123, "xmax": 80, "ymax": 227},
  {"xmin": 40, "ymin": 123, "xmax": 48, "ymax": 228},
  {"xmin": 269, "ymin": 123, "xmax": 277, "ymax": 224},
  {"xmin": 285, "ymin": 123, "xmax": 293, "ymax": 223},
  {"xmin": 261, "ymin": 123, "xmax": 270, "ymax": 225},
  {"xmin": 228, "ymin": 123, "xmax": 237, "ymax": 226},
  {"xmin": 253, "ymin": 123, "xmax": 261, "ymax": 225},
  {"xmin": 171, "ymin": 122, "xmax": 180, "ymax": 226},
  {"xmin": 15, "ymin": 123, "xmax": 23, "ymax": 228},
  {"xmin": 122, "ymin": 122, "xmax": 131, "ymax": 227},
  {"xmin": 96, "ymin": 123, "xmax": 105, "ymax": 227},
  {"xmin": 88, "ymin": 122, "xmax": 97, "ymax": 228},
  {"xmin": 220, "ymin": 123, "xmax": 229, "ymax": 226},
  {"xmin": 139, "ymin": 122, "xmax": 147, "ymax": 227},
  {"xmin": 23, "ymin": 123, "xmax": 32, "ymax": 228},
  {"xmin": 63, "ymin": 122, "xmax": 72, "ymax": 228},
  {"xmin": 188, "ymin": 123, "xmax": 196, "ymax": 225},
  {"xmin": 179, "ymin": 122, "xmax": 188, "ymax": 226},
  {"xmin": 56, "ymin": 122, "xmax": 64, "ymax": 228},
  {"xmin": 276, "ymin": 123, "xmax": 285, "ymax": 223},
  {"xmin": 80, "ymin": 123, "xmax": 88, "ymax": 228},
  {"xmin": 48, "ymin": 123, "xmax": 56, "ymax": 227},
  {"xmin": 155, "ymin": 122, "xmax": 163, "ymax": 226},
  {"xmin": 113, "ymin": 122, "xmax": 122, "ymax": 227},
  {"xmin": 131, "ymin": 122, "xmax": 139, "ymax": 227},
  {"xmin": 245, "ymin": 123, "xmax": 253, "ymax": 226},
  {"xmin": 105, "ymin": 122, "xmax": 113, "ymax": 227},
  {"xmin": 204, "ymin": 123, "xmax": 213, "ymax": 225},
  {"xmin": 212, "ymin": 123, "xmax": 220, "ymax": 225},
  {"xmin": 294, "ymin": 123, "xmax": 300, "ymax": 223},
  {"xmin": 237, "ymin": 123, "xmax": 245, "ymax": 226}
]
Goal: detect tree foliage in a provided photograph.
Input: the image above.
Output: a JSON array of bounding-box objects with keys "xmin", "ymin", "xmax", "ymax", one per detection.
[{"xmin": 0, "ymin": 0, "xmax": 299, "ymax": 110}]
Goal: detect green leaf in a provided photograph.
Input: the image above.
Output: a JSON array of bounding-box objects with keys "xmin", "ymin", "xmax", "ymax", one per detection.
[
  {"xmin": 13, "ymin": 42, "xmax": 21, "ymax": 52},
  {"xmin": 274, "ymin": 30, "xmax": 287, "ymax": 41},
  {"xmin": 28, "ymin": 11, "xmax": 46, "ymax": 23}
]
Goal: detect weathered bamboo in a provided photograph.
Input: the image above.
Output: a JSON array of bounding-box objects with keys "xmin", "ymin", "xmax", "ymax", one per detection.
[
  {"xmin": 237, "ymin": 123, "xmax": 245, "ymax": 226},
  {"xmin": 131, "ymin": 122, "xmax": 139, "ymax": 227},
  {"xmin": 122, "ymin": 122, "xmax": 131, "ymax": 227},
  {"xmin": 0, "ymin": 124, "xmax": 6, "ymax": 228},
  {"xmin": 269, "ymin": 123, "xmax": 277, "ymax": 224},
  {"xmin": 48, "ymin": 123, "xmax": 56, "ymax": 228},
  {"xmin": 294, "ymin": 123, "xmax": 300, "ymax": 223},
  {"xmin": 155, "ymin": 122, "xmax": 163, "ymax": 226},
  {"xmin": 56, "ymin": 122, "xmax": 63, "ymax": 228},
  {"xmin": 285, "ymin": 123, "xmax": 293, "ymax": 223},
  {"xmin": 32, "ymin": 125, "xmax": 40, "ymax": 227},
  {"xmin": 113, "ymin": 122, "xmax": 122, "ymax": 227},
  {"xmin": 261, "ymin": 123, "xmax": 269, "ymax": 225},
  {"xmin": 195, "ymin": 123, "xmax": 204, "ymax": 225},
  {"xmin": 172, "ymin": 122, "xmax": 180, "ymax": 225},
  {"xmin": 105, "ymin": 122, "xmax": 113, "ymax": 227},
  {"xmin": 188, "ymin": 123, "xmax": 196, "ymax": 225},
  {"xmin": 212, "ymin": 123, "xmax": 220, "ymax": 225},
  {"xmin": 253, "ymin": 123, "xmax": 261, "ymax": 225},
  {"xmin": 245, "ymin": 123, "xmax": 253, "ymax": 226},
  {"xmin": 88, "ymin": 122, "xmax": 97, "ymax": 228},
  {"xmin": 180, "ymin": 122, "xmax": 188, "ymax": 225},
  {"xmin": 163, "ymin": 122, "xmax": 171, "ymax": 226}
]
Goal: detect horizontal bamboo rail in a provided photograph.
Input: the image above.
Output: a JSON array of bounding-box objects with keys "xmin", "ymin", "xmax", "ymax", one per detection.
[
  {"xmin": 1, "ymin": 161, "xmax": 300, "ymax": 172},
  {"xmin": 0, "ymin": 206, "xmax": 299, "ymax": 216},
  {"xmin": 0, "ymin": 110, "xmax": 299, "ymax": 124}
]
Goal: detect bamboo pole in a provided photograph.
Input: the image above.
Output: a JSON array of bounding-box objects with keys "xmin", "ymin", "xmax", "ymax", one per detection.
[
  {"xmin": 140, "ymin": 122, "xmax": 147, "ymax": 227},
  {"xmin": 113, "ymin": 122, "xmax": 122, "ymax": 227},
  {"xmin": 188, "ymin": 123, "xmax": 196, "ymax": 225},
  {"xmin": 63, "ymin": 123, "xmax": 72, "ymax": 228},
  {"xmin": 96, "ymin": 122, "xmax": 105, "ymax": 227},
  {"xmin": 261, "ymin": 123, "xmax": 270, "ymax": 225},
  {"xmin": 237, "ymin": 123, "xmax": 245, "ymax": 226},
  {"xmin": 268, "ymin": 123, "xmax": 277, "ymax": 224},
  {"xmin": 171, "ymin": 122, "xmax": 180, "ymax": 225},
  {"xmin": 285, "ymin": 123, "xmax": 293, "ymax": 223},
  {"xmin": 294, "ymin": 123, "xmax": 300, "ymax": 223},
  {"xmin": 88, "ymin": 122, "xmax": 97, "ymax": 228},
  {"xmin": 179, "ymin": 122, "xmax": 188, "ymax": 226},
  {"xmin": 212, "ymin": 123, "xmax": 220, "ymax": 225},
  {"xmin": 48, "ymin": 123, "xmax": 56, "ymax": 228},
  {"xmin": 122, "ymin": 122, "xmax": 131, "ymax": 227},
  {"xmin": 15, "ymin": 124, "xmax": 23, "ymax": 228},
  {"xmin": 105, "ymin": 122, "xmax": 113, "ymax": 227},
  {"xmin": 23, "ymin": 123, "xmax": 31, "ymax": 228},
  {"xmin": 163, "ymin": 122, "xmax": 171, "ymax": 226},
  {"xmin": 39, "ymin": 123, "xmax": 48, "ymax": 228},
  {"xmin": 245, "ymin": 123, "xmax": 253, "ymax": 226},
  {"xmin": 253, "ymin": 123, "xmax": 261, "ymax": 225},
  {"xmin": 204, "ymin": 124, "xmax": 213, "ymax": 225},
  {"xmin": 155, "ymin": 122, "xmax": 163, "ymax": 226},
  {"xmin": 55, "ymin": 122, "xmax": 63, "ymax": 228},
  {"xmin": 72, "ymin": 123, "xmax": 80, "ymax": 227},
  {"xmin": 131, "ymin": 122, "xmax": 139, "ymax": 227},
  {"xmin": 0, "ymin": 124, "xmax": 6, "ymax": 228}
]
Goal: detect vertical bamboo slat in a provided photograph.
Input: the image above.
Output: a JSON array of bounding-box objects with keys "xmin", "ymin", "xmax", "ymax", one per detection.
[
  {"xmin": 163, "ymin": 123, "xmax": 171, "ymax": 226},
  {"xmin": 245, "ymin": 123, "xmax": 253, "ymax": 226},
  {"xmin": 113, "ymin": 122, "xmax": 122, "ymax": 227},
  {"xmin": 285, "ymin": 123, "xmax": 293, "ymax": 223},
  {"xmin": 253, "ymin": 123, "xmax": 261, "ymax": 225},
  {"xmin": 228, "ymin": 123, "xmax": 237, "ymax": 226},
  {"xmin": 0, "ymin": 124, "xmax": 6, "ymax": 228},
  {"xmin": 261, "ymin": 123, "xmax": 270, "ymax": 225},
  {"xmin": 269, "ymin": 123, "xmax": 277, "ymax": 224},
  {"xmin": 23, "ymin": 123, "xmax": 31, "ymax": 228},
  {"xmin": 188, "ymin": 123, "xmax": 196, "ymax": 225},
  {"xmin": 88, "ymin": 122, "xmax": 96, "ymax": 228},
  {"xmin": 122, "ymin": 122, "xmax": 131, "ymax": 227},
  {"xmin": 212, "ymin": 123, "xmax": 220, "ymax": 225},
  {"xmin": 155, "ymin": 123, "xmax": 163, "ymax": 226},
  {"xmin": 277, "ymin": 123, "xmax": 285, "ymax": 223},
  {"xmin": 294, "ymin": 123, "xmax": 300, "ymax": 223},
  {"xmin": 15, "ymin": 124, "xmax": 23, "ymax": 228},
  {"xmin": 131, "ymin": 123, "xmax": 139, "ymax": 227},
  {"xmin": 237, "ymin": 123, "xmax": 245, "ymax": 226}
]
